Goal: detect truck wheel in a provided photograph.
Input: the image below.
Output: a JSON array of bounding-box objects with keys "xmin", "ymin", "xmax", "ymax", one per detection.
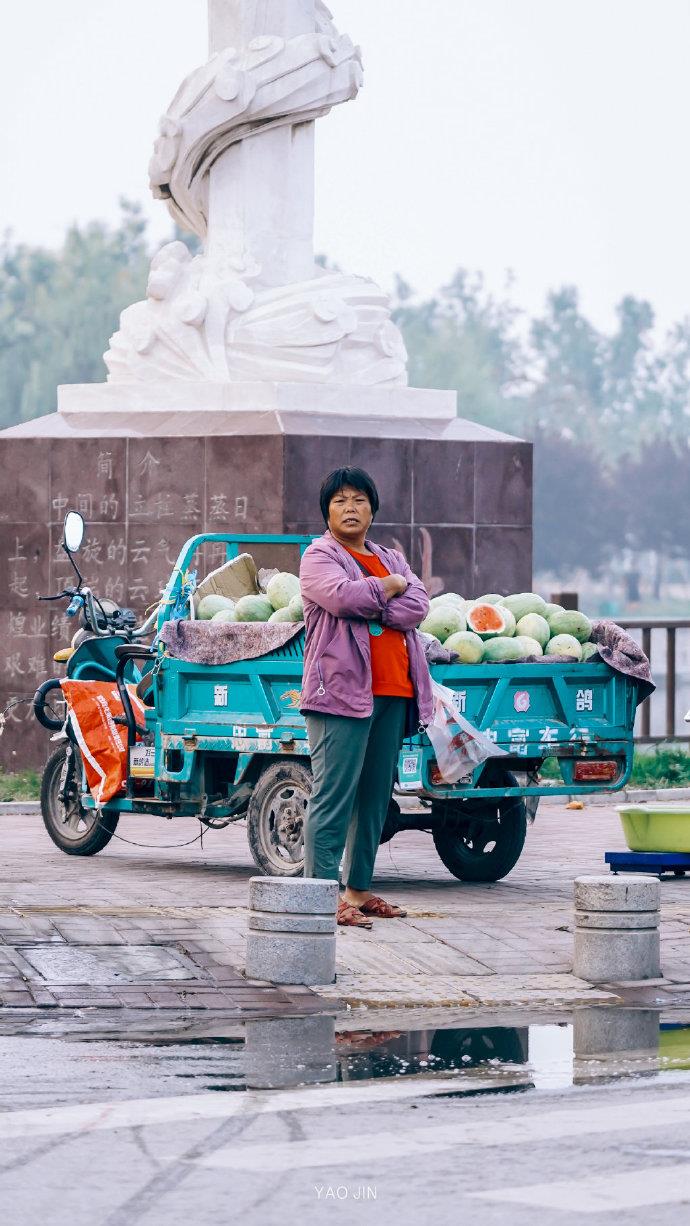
[
  {"xmin": 247, "ymin": 760, "xmax": 311, "ymax": 877},
  {"xmin": 431, "ymin": 770, "xmax": 527, "ymax": 883},
  {"xmin": 379, "ymin": 797, "xmax": 401, "ymax": 845},
  {"xmin": 41, "ymin": 744, "xmax": 119, "ymax": 856}
]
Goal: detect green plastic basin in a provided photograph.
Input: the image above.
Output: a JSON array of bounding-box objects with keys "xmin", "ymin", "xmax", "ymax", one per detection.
[{"xmin": 617, "ymin": 804, "xmax": 690, "ymax": 853}]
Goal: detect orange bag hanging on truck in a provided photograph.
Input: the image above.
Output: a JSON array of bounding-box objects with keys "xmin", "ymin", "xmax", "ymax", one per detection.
[{"xmin": 59, "ymin": 680, "xmax": 147, "ymax": 805}]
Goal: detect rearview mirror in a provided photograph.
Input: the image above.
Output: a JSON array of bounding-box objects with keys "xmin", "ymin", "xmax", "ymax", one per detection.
[{"xmin": 63, "ymin": 511, "xmax": 85, "ymax": 554}]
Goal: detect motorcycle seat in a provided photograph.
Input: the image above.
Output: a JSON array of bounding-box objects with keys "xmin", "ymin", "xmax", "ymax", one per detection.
[{"xmin": 114, "ymin": 644, "xmax": 155, "ymax": 662}]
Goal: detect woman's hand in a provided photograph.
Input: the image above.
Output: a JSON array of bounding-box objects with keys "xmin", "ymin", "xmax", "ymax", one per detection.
[{"xmin": 382, "ymin": 573, "xmax": 408, "ymax": 598}]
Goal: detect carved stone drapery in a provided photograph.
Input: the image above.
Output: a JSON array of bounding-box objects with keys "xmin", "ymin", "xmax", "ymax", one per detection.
[
  {"xmin": 105, "ymin": 3, "xmax": 408, "ymax": 387},
  {"xmin": 106, "ymin": 243, "xmax": 406, "ymax": 384}
]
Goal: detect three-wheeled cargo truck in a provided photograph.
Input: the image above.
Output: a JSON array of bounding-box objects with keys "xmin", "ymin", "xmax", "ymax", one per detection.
[{"xmin": 34, "ymin": 525, "xmax": 642, "ymax": 883}]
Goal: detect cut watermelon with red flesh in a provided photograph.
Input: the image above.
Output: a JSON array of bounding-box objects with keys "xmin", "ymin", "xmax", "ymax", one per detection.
[{"xmin": 466, "ymin": 603, "xmax": 509, "ymax": 640}]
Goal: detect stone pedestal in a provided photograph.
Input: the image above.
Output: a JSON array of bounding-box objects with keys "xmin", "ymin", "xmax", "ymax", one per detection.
[{"xmin": 0, "ymin": 384, "xmax": 532, "ymax": 769}]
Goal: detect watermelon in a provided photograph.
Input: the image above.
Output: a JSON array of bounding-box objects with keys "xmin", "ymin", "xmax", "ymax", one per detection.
[
  {"xmin": 581, "ymin": 642, "xmax": 599, "ymax": 661},
  {"xmin": 501, "ymin": 592, "xmax": 548, "ymax": 621},
  {"xmin": 430, "ymin": 592, "xmax": 466, "ymax": 610},
  {"xmin": 288, "ymin": 593, "xmax": 304, "ymax": 621},
  {"xmin": 268, "ymin": 608, "xmax": 294, "ymax": 623},
  {"xmin": 495, "ymin": 605, "xmax": 516, "ymax": 637},
  {"xmin": 266, "ymin": 572, "xmax": 301, "ymax": 611},
  {"xmin": 444, "ymin": 630, "xmax": 485, "ymax": 663},
  {"xmin": 546, "ymin": 634, "xmax": 583, "ymax": 660},
  {"xmin": 543, "ymin": 602, "xmax": 565, "ymax": 619},
  {"xmin": 547, "ymin": 609, "xmax": 592, "ymax": 644},
  {"xmin": 512, "ymin": 635, "xmax": 544, "ymax": 658},
  {"xmin": 197, "ymin": 594, "xmax": 235, "ymax": 620},
  {"xmin": 482, "ymin": 637, "xmax": 526, "ymax": 663},
  {"xmin": 466, "ymin": 602, "xmax": 510, "ymax": 640},
  {"xmin": 475, "ymin": 593, "xmax": 505, "ymax": 605},
  {"xmin": 419, "ymin": 605, "xmax": 466, "ymax": 643},
  {"xmin": 234, "ymin": 594, "xmax": 274, "ymax": 622},
  {"xmin": 211, "ymin": 608, "xmax": 237, "ymax": 623},
  {"xmin": 515, "ymin": 612, "xmax": 550, "ymax": 649}
]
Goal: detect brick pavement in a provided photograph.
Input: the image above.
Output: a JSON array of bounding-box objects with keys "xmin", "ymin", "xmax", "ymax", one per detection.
[
  {"xmin": 0, "ymin": 814, "xmax": 325, "ymax": 1016},
  {"xmin": 1, "ymin": 803, "xmax": 690, "ymax": 1013}
]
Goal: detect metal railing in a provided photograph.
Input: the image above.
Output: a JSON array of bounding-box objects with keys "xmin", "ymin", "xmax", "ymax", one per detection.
[{"xmin": 618, "ymin": 618, "xmax": 690, "ymax": 744}]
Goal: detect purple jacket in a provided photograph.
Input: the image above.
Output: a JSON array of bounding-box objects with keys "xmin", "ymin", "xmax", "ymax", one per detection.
[{"xmin": 299, "ymin": 532, "xmax": 433, "ymax": 724}]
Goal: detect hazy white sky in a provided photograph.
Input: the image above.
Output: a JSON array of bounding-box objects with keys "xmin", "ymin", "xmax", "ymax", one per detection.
[{"xmin": 2, "ymin": 0, "xmax": 689, "ymax": 332}]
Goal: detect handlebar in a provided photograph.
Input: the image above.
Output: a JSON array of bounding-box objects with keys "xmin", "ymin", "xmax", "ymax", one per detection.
[
  {"xmin": 38, "ymin": 584, "xmax": 160, "ymax": 641},
  {"xmin": 131, "ymin": 606, "xmax": 160, "ymax": 638},
  {"xmin": 73, "ymin": 587, "xmax": 109, "ymax": 636}
]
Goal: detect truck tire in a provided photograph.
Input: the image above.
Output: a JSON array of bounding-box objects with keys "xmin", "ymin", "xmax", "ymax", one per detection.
[
  {"xmin": 246, "ymin": 759, "xmax": 311, "ymax": 877},
  {"xmin": 41, "ymin": 744, "xmax": 119, "ymax": 855},
  {"xmin": 431, "ymin": 769, "xmax": 527, "ymax": 883},
  {"xmin": 379, "ymin": 797, "xmax": 401, "ymax": 845}
]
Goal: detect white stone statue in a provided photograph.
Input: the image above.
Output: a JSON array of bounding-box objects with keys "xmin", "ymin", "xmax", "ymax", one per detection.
[{"xmin": 105, "ymin": 1, "xmax": 408, "ymax": 387}]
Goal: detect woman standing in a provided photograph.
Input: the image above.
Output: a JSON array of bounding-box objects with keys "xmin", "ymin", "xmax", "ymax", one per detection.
[{"xmin": 299, "ymin": 467, "xmax": 433, "ymax": 928}]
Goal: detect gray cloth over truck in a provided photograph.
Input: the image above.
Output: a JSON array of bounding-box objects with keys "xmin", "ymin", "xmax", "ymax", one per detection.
[
  {"xmin": 160, "ymin": 623, "xmax": 452, "ymax": 669},
  {"xmin": 589, "ymin": 618, "xmax": 655, "ymax": 703},
  {"xmin": 159, "ymin": 619, "xmax": 303, "ymax": 666}
]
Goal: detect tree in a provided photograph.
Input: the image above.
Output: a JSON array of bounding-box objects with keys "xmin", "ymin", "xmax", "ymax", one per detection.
[
  {"xmin": 393, "ymin": 269, "xmax": 530, "ymax": 433},
  {"xmin": 527, "ymin": 286, "xmax": 606, "ymax": 443},
  {"xmin": 527, "ymin": 288, "xmax": 679, "ymax": 459},
  {"xmin": 532, "ymin": 433, "xmax": 620, "ymax": 578},
  {"xmin": 614, "ymin": 439, "xmax": 690, "ymax": 598},
  {"xmin": 655, "ymin": 317, "xmax": 690, "ymax": 447},
  {"xmin": 0, "ymin": 200, "xmax": 149, "ymax": 426},
  {"xmin": 394, "ymin": 270, "xmax": 690, "ymax": 584}
]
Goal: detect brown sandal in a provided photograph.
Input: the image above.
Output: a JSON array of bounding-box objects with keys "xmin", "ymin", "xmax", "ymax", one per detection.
[
  {"xmin": 358, "ymin": 895, "xmax": 407, "ymax": 919},
  {"xmin": 337, "ymin": 900, "xmax": 374, "ymax": 929}
]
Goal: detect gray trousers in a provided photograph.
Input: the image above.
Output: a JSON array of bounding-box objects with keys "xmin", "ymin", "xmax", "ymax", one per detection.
[{"xmin": 304, "ymin": 697, "xmax": 408, "ymax": 890}]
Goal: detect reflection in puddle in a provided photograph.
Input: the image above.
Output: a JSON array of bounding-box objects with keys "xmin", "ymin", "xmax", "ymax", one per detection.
[
  {"xmin": 3, "ymin": 1006, "xmax": 690, "ymax": 1098},
  {"xmin": 660, "ymin": 1024, "xmax": 690, "ymax": 1070},
  {"xmin": 573, "ymin": 1008, "xmax": 659, "ymax": 1085},
  {"xmin": 245, "ymin": 1016, "xmax": 337, "ymax": 1089},
  {"xmin": 335, "ymin": 1024, "xmax": 529, "ymax": 1084},
  {"xmin": 238, "ymin": 1010, "xmax": 690, "ymax": 1093}
]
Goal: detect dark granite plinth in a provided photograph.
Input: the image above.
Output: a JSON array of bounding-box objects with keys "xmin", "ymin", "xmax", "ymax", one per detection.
[{"xmin": 0, "ymin": 411, "xmax": 532, "ymax": 767}]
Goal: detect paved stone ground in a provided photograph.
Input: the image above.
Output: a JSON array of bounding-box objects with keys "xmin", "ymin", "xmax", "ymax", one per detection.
[
  {"xmin": 2, "ymin": 802, "xmax": 690, "ymax": 1014},
  {"xmin": 325, "ymin": 804, "xmax": 690, "ymax": 1008},
  {"xmin": 0, "ymin": 813, "xmax": 325, "ymax": 1017}
]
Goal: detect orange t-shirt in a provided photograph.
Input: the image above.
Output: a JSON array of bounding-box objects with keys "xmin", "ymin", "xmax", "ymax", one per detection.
[{"xmin": 345, "ymin": 547, "xmax": 414, "ymax": 699}]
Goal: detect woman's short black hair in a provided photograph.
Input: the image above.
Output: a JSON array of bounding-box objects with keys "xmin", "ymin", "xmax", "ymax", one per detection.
[{"xmin": 319, "ymin": 467, "xmax": 380, "ymax": 524}]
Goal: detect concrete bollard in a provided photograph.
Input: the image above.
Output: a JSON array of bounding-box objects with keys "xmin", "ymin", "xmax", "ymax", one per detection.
[
  {"xmin": 573, "ymin": 875, "xmax": 661, "ymax": 983},
  {"xmin": 246, "ymin": 876, "xmax": 338, "ymax": 986}
]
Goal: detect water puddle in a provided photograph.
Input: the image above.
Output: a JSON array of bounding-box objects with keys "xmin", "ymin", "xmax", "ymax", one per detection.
[
  {"xmin": 2, "ymin": 1007, "xmax": 690, "ymax": 1097},
  {"xmin": 236, "ymin": 1010, "xmax": 690, "ymax": 1091}
]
